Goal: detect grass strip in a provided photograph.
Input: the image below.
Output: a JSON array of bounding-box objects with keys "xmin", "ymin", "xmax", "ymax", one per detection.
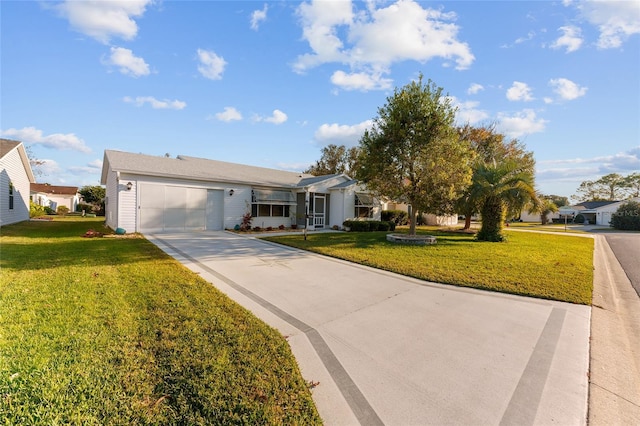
[
  {"xmin": 264, "ymin": 228, "xmax": 593, "ymax": 305},
  {"xmin": 0, "ymin": 218, "xmax": 321, "ymax": 425}
]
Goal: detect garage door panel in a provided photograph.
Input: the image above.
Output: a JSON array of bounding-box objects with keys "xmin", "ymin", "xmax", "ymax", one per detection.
[
  {"xmin": 206, "ymin": 190, "xmax": 224, "ymax": 230},
  {"xmin": 139, "ymin": 184, "xmax": 212, "ymax": 232},
  {"xmin": 187, "ymin": 188, "xmax": 207, "ymax": 208},
  {"xmin": 140, "ymin": 208, "xmax": 164, "ymax": 230},
  {"xmin": 165, "ymin": 186, "xmax": 187, "ymax": 209},
  {"xmin": 140, "ymin": 184, "xmax": 164, "ymax": 208},
  {"xmin": 186, "ymin": 209, "xmax": 205, "ymax": 228}
]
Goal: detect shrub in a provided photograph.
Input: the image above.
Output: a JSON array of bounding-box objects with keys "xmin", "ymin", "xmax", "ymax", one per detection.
[
  {"xmin": 253, "ymin": 226, "xmax": 262, "ymax": 232},
  {"xmin": 29, "ymin": 201, "xmax": 46, "ymax": 218},
  {"xmin": 44, "ymin": 206, "xmax": 55, "ymax": 215},
  {"xmin": 57, "ymin": 206, "xmax": 70, "ymax": 216},
  {"xmin": 278, "ymin": 224, "xmax": 286, "ymax": 230},
  {"xmin": 240, "ymin": 211, "xmax": 253, "ymax": 231},
  {"xmin": 574, "ymin": 213, "xmax": 585, "ymax": 224},
  {"xmin": 343, "ymin": 220, "xmax": 370, "ymax": 231},
  {"xmin": 610, "ymin": 201, "xmax": 640, "ymax": 230},
  {"xmin": 342, "ymin": 220, "xmax": 394, "ymax": 232},
  {"xmin": 382, "ymin": 210, "xmax": 409, "ymax": 225}
]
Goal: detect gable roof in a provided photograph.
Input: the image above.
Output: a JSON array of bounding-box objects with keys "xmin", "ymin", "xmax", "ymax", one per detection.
[
  {"xmin": 0, "ymin": 139, "xmax": 21, "ymax": 158},
  {"xmin": 101, "ymin": 150, "xmax": 324, "ymax": 188},
  {"xmin": 0, "ymin": 138, "xmax": 36, "ymax": 183},
  {"xmin": 574, "ymin": 201, "xmax": 619, "ymax": 210},
  {"xmin": 31, "ymin": 183, "xmax": 78, "ymax": 195}
]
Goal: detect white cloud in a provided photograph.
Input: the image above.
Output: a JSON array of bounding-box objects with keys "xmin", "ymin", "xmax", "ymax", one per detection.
[
  {"xmin": 104, "ymin": 47, "xmax": 150, "ymax": 77},
  {"xmin": 69, "ymin": 159, "xmax": 103, "ymax": 174},
  {"xmin": 251, "ymin": 4, "xmax": 268, "ymax": 30},
  {"xmin": 314, "ymin": 120, "xmax": 373, "ymax": 146},
  {"xmin": 197, "ymin": 49, "xmax": 227, "ymax": 80},
  {"xmin": 548, "ymin": 78, "xmax": 587, "ymax": 101},
  {"xmin": 497, "ymin": 109, "xmax": 547, "ymax": 138},
  {"xmin": 577, "ymin": 1, "xmax": 640, "ymax": 49},
  {"xmin": 467, "ymin": 83, "xmax": 484, "ymax": 95},
  {"xmin": 294, "ymin": 0, "xmax": 474, "ymax": 90},
  {"xmin": 214, "ymin": 107, "xmax": 243, "ymax": 122},
  {"xmin": 255, "ymin": 109, "xmax": 288, "ymax": 125},
  {"xmin": 506, "ymin": 81, "xmax": 534, "ymax": 102},
  {"xmin": 449, "ymin": 97, "xmax": 490, "ymax": 125},
  {"xmin": 123, "ymin": 96, "xmax": 186, "ymax": 110},
  {"xmin": 330, "ymin": 70, "xmax": 393, "ymax": 91},
  {"xmin": 1, "ymin": 126, "xmax": 91, "ymax": 153},
  {"xmin": 39, "ymin": 159, "xmax": 63, "ymax": 175},
  {"xmin": 54, "ymin": 0, "xmax": 152, "ymax": 44},
  {"xmin": 550, "ymin": 25, "xmax": 583, "ymax": 53}
]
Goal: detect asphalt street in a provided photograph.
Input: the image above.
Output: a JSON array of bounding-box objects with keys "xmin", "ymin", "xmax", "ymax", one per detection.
[{"xmin": 602, "ymin": 232, "xmax": 640, "ymax": 297}]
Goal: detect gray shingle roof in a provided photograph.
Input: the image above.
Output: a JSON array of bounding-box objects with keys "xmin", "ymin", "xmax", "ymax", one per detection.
[
  {"xmin": 0, "ymin": 139, "xmax": 21, "ymax": 159},
  {"xmin": 102, "ymin": 150, "xmax": 334, "ymax": 188}
]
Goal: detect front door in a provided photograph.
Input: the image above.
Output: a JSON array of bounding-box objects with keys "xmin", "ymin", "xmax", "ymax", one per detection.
[{"xmin": 314, "ymin": 194, "xmax": 325, "ymax": 228}]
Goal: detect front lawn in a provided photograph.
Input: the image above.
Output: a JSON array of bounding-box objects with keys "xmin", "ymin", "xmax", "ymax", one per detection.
[
  {"xmin": 264, "ymin": 228, "xmax": 593, "ymax": 305},
  {"xmin": 0, "ymin": 218, "xmax": 320, "ymax": 424}
]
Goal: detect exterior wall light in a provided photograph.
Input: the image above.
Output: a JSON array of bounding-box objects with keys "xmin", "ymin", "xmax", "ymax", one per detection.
[
  {"xmin": 229, "ymin": 189, "xmax": 235, "ymax": 196},
  {"xmin": 126, "ymin": 182, "xmax": 133, "ymax": 191}
]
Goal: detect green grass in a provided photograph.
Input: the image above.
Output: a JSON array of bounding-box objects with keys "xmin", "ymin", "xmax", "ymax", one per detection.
[
  {"xmin": 0, "ymin": 218, "xmax": 320, "ymax": 425},
  {"xmin": 264, "ymin": 227, "xmax": 594, "ymax": 305}
]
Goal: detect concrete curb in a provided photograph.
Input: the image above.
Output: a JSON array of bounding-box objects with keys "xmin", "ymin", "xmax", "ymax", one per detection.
[{"xmin": 589, "ymin": 235, "xmax": 640, "ymax": 424}]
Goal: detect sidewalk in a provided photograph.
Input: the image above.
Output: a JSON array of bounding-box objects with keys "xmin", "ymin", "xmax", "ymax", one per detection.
[{"xmin": 589, "ymin": 235, "xmax": 640, "ymax": 423}]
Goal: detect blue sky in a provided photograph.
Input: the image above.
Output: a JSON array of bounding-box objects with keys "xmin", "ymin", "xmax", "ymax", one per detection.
[{"xmin": 2, "ymin": 0, "xmax": 638, "ymax": 199}]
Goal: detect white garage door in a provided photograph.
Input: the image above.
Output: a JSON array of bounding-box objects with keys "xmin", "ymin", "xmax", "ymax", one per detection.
[{"xmin": 139, "ymin": 184, "xmax": 209, "ymax": 232}]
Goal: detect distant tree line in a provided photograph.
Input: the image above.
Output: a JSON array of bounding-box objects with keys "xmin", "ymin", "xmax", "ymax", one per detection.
[{"xmin": 572, "ymin": 172, "xmax": 640, "ymax": 202}]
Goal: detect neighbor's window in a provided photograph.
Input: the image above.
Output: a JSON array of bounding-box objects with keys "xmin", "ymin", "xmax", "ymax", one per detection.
[
  {"xmin": 9, "ymin": 181, "xmax": 14, "ymax": 210},
  {"xmin": 355, "ymin": 193, "xmax": 373, "ymax": 218},
  {"xmin": 251, "ymin": 189, "xmax": 295, "ymax": 217}
]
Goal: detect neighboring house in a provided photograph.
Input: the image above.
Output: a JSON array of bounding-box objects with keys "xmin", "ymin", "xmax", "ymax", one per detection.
[
  {"xmin": 517, "ymin": 210, "xmax": 561, "ymax": 223},
  {"xmin": 100, "ymin": 150, "xmax": 381, "ymax": 233},
  {"xmin": 381, "ymin": 200, "xmax": 458, "ymax": 226},
  {"xmin": 558, "ymin": 200, "xmax": 640, "ymax": 226},
  {"xmin": 30, "ymin": 183, "xmax": 80, "ymax": 212},
  {"xmin": 0, "ymin": 139, "xmax": 36, "ymax": 226}
]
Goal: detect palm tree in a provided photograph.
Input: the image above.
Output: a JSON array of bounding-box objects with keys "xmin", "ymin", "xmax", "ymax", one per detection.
[
  {"xmin": 471, "ymin": 159, "xmax": 537, "ymax": 242},
  {"xmin": 528, "ymin": 196, "xmax": 559, "ymax": 225}
]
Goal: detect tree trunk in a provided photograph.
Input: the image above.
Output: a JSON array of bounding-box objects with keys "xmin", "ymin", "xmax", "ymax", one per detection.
[
  {"xmin": 409, "ymin": 206, "xmax": 417, "ymax": 235},
  {"xmin": 477, "ymin": 196, "xmax": 506, "ymax": 242},
  {"xmin": 464, "ymin": 214, "xmax": 472, "ymax": 230}
]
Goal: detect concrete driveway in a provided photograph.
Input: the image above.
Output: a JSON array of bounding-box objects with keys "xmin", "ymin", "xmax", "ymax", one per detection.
[{"xmin": 148, "ymin": 231, "xmax": 590, "ymax": 426}]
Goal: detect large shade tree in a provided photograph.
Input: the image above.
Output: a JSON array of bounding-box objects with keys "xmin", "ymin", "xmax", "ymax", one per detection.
[
  {"xmin": 355, "ymin": 75, "xmax": 473, "ymax": 235},
  {"xmin": 305, "ymin": 144, "xmax": 359, "ymax": 176}
]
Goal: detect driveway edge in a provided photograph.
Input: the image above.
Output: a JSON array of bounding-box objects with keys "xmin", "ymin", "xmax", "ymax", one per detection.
[{"xmin": 589, "ymin": 235, "xmax": 640, "ymax": 423}]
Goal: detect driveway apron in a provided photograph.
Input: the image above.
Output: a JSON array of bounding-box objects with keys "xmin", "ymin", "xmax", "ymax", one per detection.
[{"xmin": 148, "ymin": 231, "xmax": 590, "ymax": 426}]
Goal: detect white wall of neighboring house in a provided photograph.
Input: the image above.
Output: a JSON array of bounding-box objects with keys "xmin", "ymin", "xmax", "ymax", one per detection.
[
  {"xmin": 518, "ymin": 211, "xmax": 561, "ymax": 223},
  {"xmin": 595, "ymin": 198, "xmax": 640, "ymax": 226},
  {"xmin": 0, "ymin": 144, "xmax": 34, "ymax": 226}
]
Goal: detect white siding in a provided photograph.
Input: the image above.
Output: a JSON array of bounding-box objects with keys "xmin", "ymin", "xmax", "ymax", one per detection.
[
  {"xmin": 104, "ymin": 168, "xmax": 119, "ymax": 230},
  {"xmin": 0, "ymin": 148, "xmax": 31, "ymax": 226}
]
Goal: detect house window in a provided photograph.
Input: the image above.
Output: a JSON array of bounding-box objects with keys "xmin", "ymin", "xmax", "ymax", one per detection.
[
  {"xmin": 251, "ymin": 189, "xmax": 295, "ymax": 217},
  {"xmin": 9, "ymin": 181, "xmax": 14, "ymax": 210},
  {"xmin": 355, "ymin": 193, "xmax": 373, "ymax": 218}
]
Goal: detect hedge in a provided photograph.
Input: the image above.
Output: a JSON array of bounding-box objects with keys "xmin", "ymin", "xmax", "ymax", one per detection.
[
  {"xmin": 382, "ymin": 210, "xmax": 409, "ymax": 225},
  {"xmin": 343, "ymin": 220, "xmax": 395, "ymax": 232}
]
